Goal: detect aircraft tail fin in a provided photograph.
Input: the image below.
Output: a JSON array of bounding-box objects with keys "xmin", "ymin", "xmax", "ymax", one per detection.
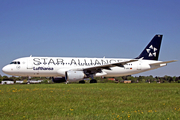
[{"xmin": 136, "ymin": 35, "xmax": 163, "ymax": 60}]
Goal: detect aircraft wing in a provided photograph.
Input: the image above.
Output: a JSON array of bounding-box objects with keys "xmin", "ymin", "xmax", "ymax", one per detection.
[
  {"xmin": 149, "ymin": 60, "xmax": 177, "ymax": 66},
  {"xmin": 82, "ymin": 59, "xmax": 138, "ymax": 71}
]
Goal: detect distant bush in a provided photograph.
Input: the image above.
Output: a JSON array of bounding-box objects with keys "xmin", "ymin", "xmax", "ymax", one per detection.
[
  {"xmin": 97, "ymin": 78, "xmax": 115, "ymax": 83},
  {"xmin": 23, "ymin": 80, "xmax": 27, "ymax": 84}
]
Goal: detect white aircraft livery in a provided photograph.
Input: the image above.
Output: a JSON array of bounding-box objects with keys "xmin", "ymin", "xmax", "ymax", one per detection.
[{"xmin": 2, "ymin": 35, "xmax": 177, "ymax": 83}]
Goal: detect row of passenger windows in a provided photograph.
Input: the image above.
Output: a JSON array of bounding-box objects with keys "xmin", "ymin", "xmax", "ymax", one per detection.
[
  {"xmin": 10, "ymin": 61, "xmax": 20, "ymax": 64},
  {"xmin": 58, "ymin": 63, "xmax": 131, "ymax": 66},
  {"xmin": 126, "ymin": 64, "xmax": 132, "ymax": 66},
  {"xmin": 37, "ymin": 62, "xmax": 106, "ymax": 66}
]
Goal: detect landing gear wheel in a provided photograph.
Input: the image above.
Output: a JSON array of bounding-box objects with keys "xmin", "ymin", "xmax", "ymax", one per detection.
[
  {"xmin": 90, "ymin": 79, "xmax": 97, "ymax": 83},
  {"xmin": 79, "ymin": 80, "xmax": 85, "ymax": 84},
  {"xmin": 65, "ymin": 81, "xmax": 69, "ymax": 84}
]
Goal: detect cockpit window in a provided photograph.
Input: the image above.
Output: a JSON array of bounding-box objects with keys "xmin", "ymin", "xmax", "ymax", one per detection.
[{"xmin": 10, "ymin": 61, "xmax": 20, "ymax": 64}]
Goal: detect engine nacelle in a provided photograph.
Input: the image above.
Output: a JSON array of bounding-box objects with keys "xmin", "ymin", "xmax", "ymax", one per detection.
[
  {"xmin": 52, "ymin": 77, "xmax": 66, "ymax": 83},
  {"xmin": 65, "ymin": 71, "xmax": 85, "ymax": 82}
]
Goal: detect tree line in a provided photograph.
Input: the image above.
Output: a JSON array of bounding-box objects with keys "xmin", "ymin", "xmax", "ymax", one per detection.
[
  {"xmin": 1, "ymin": 74, "xmax": 180, "ymax": 83},
  {"xmin": 113, "ymin": 75, "xmax": 180, "ymax": 83}
]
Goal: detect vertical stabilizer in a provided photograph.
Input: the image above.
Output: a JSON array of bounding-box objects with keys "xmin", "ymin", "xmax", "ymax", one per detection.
[{"xmin": 136, "ymin": 35, "xmax": 163, "ymax": 60}]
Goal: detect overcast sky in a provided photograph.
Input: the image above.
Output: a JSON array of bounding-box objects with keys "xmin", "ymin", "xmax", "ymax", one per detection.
[{"xmin": 0, "ymin": 0, "xmax": 179, "ymax": 77}]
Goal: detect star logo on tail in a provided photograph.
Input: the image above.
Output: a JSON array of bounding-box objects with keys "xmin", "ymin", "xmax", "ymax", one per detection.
[{"xmin": 146, "ymin": 45, "xmax": 157, "ymax": 57}]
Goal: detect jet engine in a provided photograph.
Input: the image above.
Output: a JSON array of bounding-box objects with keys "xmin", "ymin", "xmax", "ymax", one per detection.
[{"xmin": 65, "ymin": 71, "xmax": 85, "ymax": 82}]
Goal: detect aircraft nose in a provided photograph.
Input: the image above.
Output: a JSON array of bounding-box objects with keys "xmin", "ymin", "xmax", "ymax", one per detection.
[{"xmin": 2, "ymin": 65, "xmax": 10, "ymax": 74}]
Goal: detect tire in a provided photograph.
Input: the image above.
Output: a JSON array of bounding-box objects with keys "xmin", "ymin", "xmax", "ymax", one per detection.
[
  {"xmin": 79, "ymin": 80, "xmax": 85, "ymax": 84},
  {"xmin": 90, "ymin": 79, "xmax": 97, "ymax": 83}
]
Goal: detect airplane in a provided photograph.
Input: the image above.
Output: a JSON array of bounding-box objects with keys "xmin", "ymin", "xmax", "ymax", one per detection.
[{"xmin": 2, "ymin": 35, "xmax": 177, "ymax": 83}]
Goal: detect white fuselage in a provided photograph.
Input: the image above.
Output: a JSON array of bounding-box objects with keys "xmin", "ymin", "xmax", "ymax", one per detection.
[{"xmin": 2, "ymin": 57, "xmax": 165, "ymax": 77}]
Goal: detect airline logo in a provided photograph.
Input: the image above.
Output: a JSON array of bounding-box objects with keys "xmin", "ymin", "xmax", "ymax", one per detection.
[
  {"xmin": 146, "ymin": 45, "xmax": 157, "ymax": 57},
  {"xmin": 33, "ymin": 67, "xmax": 54, "ymax": 70}
]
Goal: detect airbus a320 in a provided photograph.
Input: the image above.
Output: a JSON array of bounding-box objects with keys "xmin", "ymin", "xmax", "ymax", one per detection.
[{"xmin": 2, "ymin": 35, "xmax": 177, "ymax": 83}]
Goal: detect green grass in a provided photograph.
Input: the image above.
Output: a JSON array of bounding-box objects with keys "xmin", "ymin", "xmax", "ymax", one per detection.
[{"xmin": 0, "ymin": 83, "xmax": 180, "ymax": 120}]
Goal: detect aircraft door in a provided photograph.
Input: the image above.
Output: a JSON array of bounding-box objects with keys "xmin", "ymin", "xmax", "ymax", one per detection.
[
  {"xmin": 137, "ymin": 62, "xmax": 141, "ymax": 70},
  {"xmin": 27, "ymin": 57, "xmax": 33, "ymax": 69}
]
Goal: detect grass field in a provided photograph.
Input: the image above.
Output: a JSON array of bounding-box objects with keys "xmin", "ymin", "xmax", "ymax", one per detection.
[{"xmin": 0, "ymin": 83, "xmax": 180, "ymax": 120}]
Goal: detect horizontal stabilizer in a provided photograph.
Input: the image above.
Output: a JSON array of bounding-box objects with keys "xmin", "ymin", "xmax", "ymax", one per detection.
[{"xmin": 150, "ymin": 60, "xmax": 177, "ymax": 66}]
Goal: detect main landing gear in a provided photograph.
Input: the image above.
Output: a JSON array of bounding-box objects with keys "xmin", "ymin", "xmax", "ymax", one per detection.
[
  {"xmin": 79, "ymin": 80, "xmax": 85, "ymax": 83},
  {"xmin": 88, "ymin": 74, "xmax": 97, "ymax": 83},
  {"xmin": 90, "ymin": 79, "xmax": 97, "ymax": 83}
]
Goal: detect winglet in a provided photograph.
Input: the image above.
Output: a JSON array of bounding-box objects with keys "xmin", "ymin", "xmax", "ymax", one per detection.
[{"xmin": 139, "ymin": 57, "xmax": 144, "ymax": 60}]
